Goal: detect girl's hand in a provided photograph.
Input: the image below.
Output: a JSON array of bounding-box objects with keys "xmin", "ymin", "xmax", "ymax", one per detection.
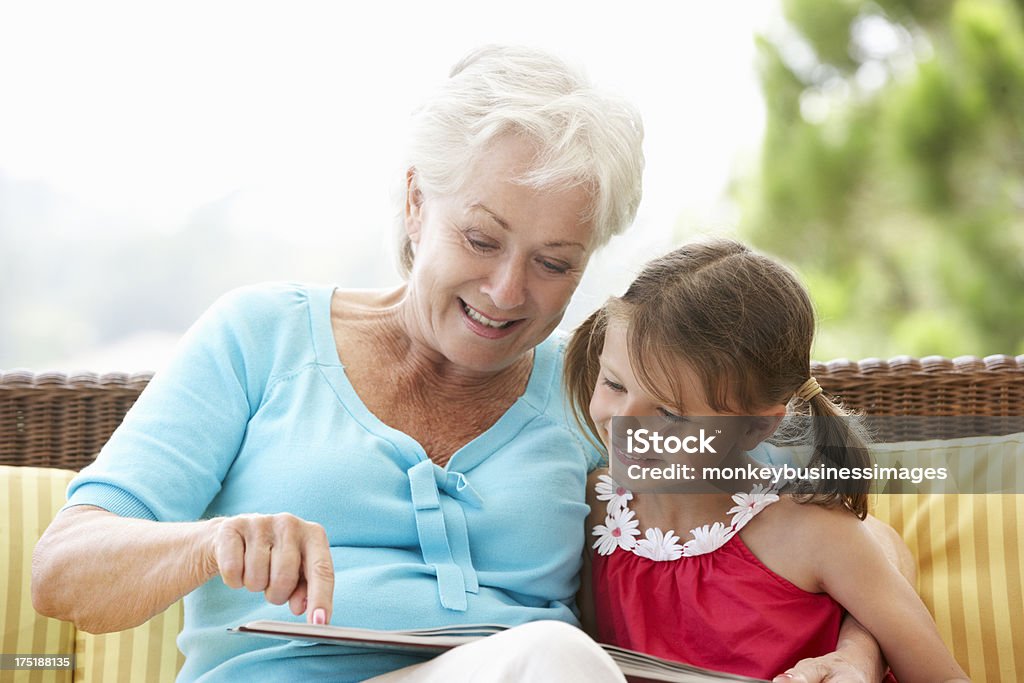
[{"xmin": 206, "ymin": 513, "xmax": 335, "ymax": 624}]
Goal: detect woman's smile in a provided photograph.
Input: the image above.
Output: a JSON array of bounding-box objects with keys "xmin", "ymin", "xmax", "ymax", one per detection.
[{"xmin": 458, "ymin": 297, "xmax": 525, "ymax": 338}]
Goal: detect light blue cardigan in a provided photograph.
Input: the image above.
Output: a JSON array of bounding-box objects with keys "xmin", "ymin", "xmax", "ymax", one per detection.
[{"xmin": 66, "ymin": 283, "xmax": 599, "ymax": 682}]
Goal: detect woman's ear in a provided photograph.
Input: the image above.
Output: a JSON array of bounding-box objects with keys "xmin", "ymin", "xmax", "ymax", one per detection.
[
  {"xmin": 737, "ymin": 408, "xmax": 786, "ymax": 451},
  {"xmin": 405, "ymin": 168, "xmax": 425, "ymax": 243}
]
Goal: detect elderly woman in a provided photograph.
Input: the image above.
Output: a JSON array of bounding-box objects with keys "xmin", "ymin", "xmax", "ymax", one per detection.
[{"xmin": 33, "ymin": 46, "xmax": 892, "ymax": 683}]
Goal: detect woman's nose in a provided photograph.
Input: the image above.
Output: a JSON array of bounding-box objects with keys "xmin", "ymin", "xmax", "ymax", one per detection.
[{"xmin": 483, "ymin": 257, "xmax": 527, "ymax": 310}]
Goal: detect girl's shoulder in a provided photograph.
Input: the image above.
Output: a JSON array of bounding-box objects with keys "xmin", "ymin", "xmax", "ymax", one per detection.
[
  {"xmin": 742, "ymin": 495, "xmax": 871, "ymax": 590},
  {"xmin": 754, "ymin": 494, "xmax": 864, "ymax": 541}
]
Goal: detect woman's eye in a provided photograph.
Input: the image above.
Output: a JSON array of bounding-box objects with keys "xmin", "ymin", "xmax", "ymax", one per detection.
[
  {"xmin": 465, "ymin": 233, "xmax": 497, "ymax": 253},
  {"xmin": 538, "ymin": 258, "xmax": 570, "ymax": 274},
  {"xmin": 602, "ymin": 378, "xmax": 625, "ymax": 393}
]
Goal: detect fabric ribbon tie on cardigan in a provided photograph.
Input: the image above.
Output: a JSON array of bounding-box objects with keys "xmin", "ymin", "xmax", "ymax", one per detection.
[{"xmin": 407, "ymin": 459, "xmax": 484, "ymax": 611}]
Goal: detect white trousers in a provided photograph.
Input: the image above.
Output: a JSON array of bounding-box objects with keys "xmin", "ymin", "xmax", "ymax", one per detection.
[{"xmin": 364, "ymin": 620, "xmax": 626, "ymax": 683}]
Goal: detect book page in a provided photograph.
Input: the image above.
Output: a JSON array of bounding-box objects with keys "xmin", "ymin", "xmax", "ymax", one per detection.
[{"xmin": 230, "ymin": 620, "xmax": 767, "ymax": 682}]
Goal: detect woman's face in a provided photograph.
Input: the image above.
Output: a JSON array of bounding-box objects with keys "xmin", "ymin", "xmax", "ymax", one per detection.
[{"xmin": 404, "ymin": 136, "xmax": 595, "ymax": 374}]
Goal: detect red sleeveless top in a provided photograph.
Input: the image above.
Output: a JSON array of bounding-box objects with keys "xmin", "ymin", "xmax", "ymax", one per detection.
[{"xmin": 590, "ymin": 477, "xmax": 845, "ymax": 680}]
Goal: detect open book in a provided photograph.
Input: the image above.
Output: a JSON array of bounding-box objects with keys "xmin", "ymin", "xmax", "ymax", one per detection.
[{"xmin": 230, "ymin": 620, "xmax": 767, "ymax": 682}]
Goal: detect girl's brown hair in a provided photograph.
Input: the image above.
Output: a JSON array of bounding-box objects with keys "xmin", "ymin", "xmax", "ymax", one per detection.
[{"xmin": 565, "ymin": 239, "xmax": 870, "ymax": 519}]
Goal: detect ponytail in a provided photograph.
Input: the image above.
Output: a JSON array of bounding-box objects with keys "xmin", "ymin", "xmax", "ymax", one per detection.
[{"xmin": 793, "ymin": 385, "xmax": 871, "ymax": 519}]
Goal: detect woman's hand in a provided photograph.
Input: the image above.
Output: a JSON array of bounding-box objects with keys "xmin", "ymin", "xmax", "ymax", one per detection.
[
  {"xmin": 772, "ymin": 650, "xmax": 880, "ymax": 682},
  {"xmin": 33, "ymin": 506, "xmax": 336, "ymax": 633},
  {"xmin": 207, "ymin": 513, "xmax": 335, "ymax": 624}
]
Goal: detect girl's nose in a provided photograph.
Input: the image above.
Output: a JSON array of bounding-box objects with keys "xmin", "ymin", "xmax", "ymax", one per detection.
[{"xmin": 617, "ymin": 397, "xmax": 648, "ymax": 418}]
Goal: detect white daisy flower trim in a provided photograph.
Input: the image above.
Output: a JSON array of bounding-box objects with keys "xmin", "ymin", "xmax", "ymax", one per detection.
[
  {"xmin": 595, "ymin": 473, "xmax": 633, "ymax": 514},
  {"xmin": 592, "ymin": 507, "xmax": 641, "ymax": 555},
  {"xmin": 591, "ymin": 476, "xmax": 780, "ymax": 560},
  {"xmin": 633, "ymin": 527, "xmax": 683, "ymax": 561},
  {"xmin": 682, "ymin": 521, "xmax": 733, "ymax": 557},
  {"xmin": 726, "ymin": 483, "xmax": 781, "ymax": 531}
]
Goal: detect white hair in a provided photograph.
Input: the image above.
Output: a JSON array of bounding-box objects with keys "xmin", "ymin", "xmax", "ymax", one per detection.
[{"xmin": 397, "ymin": 44, "xmax": 645, "ymax": 274}]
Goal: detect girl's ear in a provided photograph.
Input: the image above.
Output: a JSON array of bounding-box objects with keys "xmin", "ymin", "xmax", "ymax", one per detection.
[
  {"xmin": 405, "ymin": 168, "xmax": 425, "ymax": 244},
  {"xmin": 737, "ymin": 408, "xmax": 786, "ymax": 451}
]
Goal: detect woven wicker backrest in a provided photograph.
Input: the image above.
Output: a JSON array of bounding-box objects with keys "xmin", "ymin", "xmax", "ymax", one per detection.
[
  {"xmin": 807, "ymin": 355, "xmax": 1024, "ymax": 441},
  {"xmin": 1, "ymin": 371, "xmax": 154, "ymax": 470},
  {"xmin": 2, "ymin": 355, "xmax": 1023, "ymax": 471}
]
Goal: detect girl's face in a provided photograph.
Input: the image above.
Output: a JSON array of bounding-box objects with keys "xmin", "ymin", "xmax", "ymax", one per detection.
[{"xmin": 589, "ymin": 320, "xmax": 784, "ymax": 465}]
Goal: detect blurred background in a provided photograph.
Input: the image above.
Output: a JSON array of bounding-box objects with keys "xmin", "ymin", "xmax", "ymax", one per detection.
[{"xmin": 1, "ymin": 0, "xmax": 1021, "ymax": 372}]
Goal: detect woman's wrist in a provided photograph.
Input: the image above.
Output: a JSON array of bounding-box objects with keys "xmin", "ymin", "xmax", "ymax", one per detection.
[
  {"xmin": 190, "ymin": 517, "xmax": 226, "ymax": 584},
  {"xmin": 835, "ymin": 623, "xmax": 887, "ymax": 682}
]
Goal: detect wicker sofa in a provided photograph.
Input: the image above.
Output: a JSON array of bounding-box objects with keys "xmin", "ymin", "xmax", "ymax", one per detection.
[{"xmin": 2, "ymin": 356, "xmax": 1023, "ymax": 682}]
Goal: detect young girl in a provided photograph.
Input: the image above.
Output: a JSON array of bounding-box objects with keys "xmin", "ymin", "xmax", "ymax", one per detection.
[{"xmin": 566, "ymin": 240, "xmax": 969, "ymax": 683}]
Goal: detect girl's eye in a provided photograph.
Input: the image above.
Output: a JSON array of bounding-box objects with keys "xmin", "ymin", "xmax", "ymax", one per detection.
[
  {"xmin": 602, "ymin": 378, "xmax": 625, "ymax": 393},
  {"xmin": 658, "ymin": 408, "xmax": 688, "ymax": 423},
  {"xmin": 538, "ymin": 258, "xmax": 570, "ymax": 275}
]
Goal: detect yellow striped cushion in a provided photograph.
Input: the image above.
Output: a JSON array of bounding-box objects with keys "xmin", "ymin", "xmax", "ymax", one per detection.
[
  {"xmin": 871, "ymin": 433, "xmax": 1024, "ymax": 682},
  {"xmin": 74, "ymin": 604, "xmax": 185, "ymax": 683},
  {"xmin": 0, "ymin": 466, "xmax": 184, "ymax": 683},
  {"xmin": 1, "ymin": 465, "xmax": 77, "ymax": 683}
]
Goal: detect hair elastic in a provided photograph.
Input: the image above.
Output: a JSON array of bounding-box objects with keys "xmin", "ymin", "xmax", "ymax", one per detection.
[{"xmin": 794, "ymin": 377, "xmax": 823, "ymax": 402}]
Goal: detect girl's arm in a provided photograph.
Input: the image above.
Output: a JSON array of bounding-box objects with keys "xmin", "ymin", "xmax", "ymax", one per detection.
[
  {"xmin": 774, "ymin": 514, "xmax": 915, "ymax": 683},
  {"xmin": 811, "ymin": 508, "xmax": 970, "ymax": 683}
]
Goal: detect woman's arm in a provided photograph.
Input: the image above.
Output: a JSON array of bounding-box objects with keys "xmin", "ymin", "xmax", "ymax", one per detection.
[
  {"xmin": 774, "ymin": 617, "xmax": 886, "ymax": 683},
  {"xmin": 32, "ymin": 505, "xmax": 335, "ymax": 634},
  {"xmin": 804, "ymin": 511, "xmax": 969, "ymax": 683}
]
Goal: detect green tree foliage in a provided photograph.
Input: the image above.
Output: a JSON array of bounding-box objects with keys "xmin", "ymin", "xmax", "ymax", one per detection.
[{"xmin": 740, "ymin": 0, "xmax": 1024, "ymax": 360}]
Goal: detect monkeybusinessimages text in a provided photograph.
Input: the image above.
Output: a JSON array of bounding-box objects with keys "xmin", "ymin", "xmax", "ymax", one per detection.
[{"xmin": 619, "ymin": 428, "xmax": 949, "ymax": 487}]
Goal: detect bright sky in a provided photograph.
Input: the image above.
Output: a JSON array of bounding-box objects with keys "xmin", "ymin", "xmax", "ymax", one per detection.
[{"xmin": 0, "ymin": 0, "xmax": 781, "ymax": 370}]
